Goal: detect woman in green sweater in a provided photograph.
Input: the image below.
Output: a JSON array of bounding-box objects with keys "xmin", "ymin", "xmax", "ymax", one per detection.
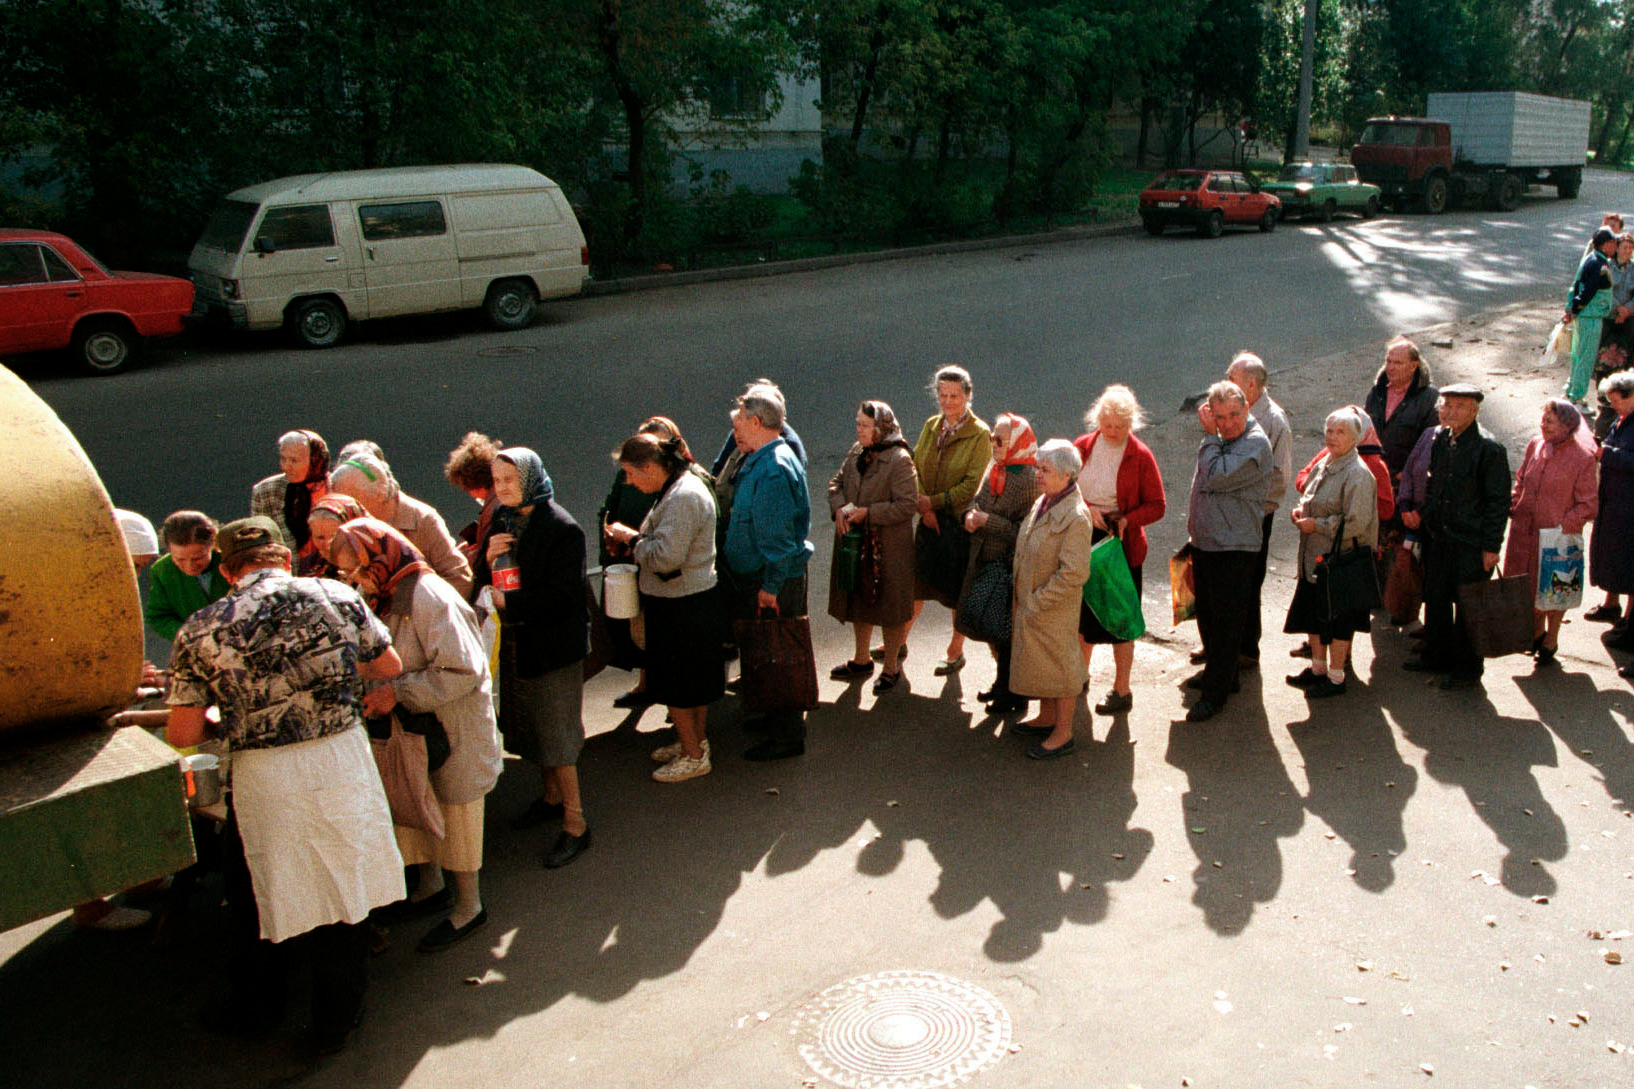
[{"xmin": 144, "ymin": 510, "xmax": 230, "ymax": 641}]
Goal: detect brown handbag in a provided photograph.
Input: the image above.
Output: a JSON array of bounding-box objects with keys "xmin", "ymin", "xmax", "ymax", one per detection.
[
  {"xmin": 369, "ymin": 714, "xmax": 446, "ymax": 838},
  {"xmin": 1456, "ymin": 574, "xmax": 1534, "ymax": 658},
  {"xmin": 1382, "ymin": 546, "xmax": 1424, "ymax": 623},
  {"xmin": 733, "ymin": 611, "xmax": 820, "ymax": 712}
]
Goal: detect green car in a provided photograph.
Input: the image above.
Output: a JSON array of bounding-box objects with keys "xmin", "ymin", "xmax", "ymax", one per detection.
[{"xmin": 1262, "ymin": 162, "xmax": 1383, "ymax": 222}]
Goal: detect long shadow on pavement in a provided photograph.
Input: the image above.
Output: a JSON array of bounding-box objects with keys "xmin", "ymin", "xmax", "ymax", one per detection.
[{"xmin": 1515, "ymin": 665, "xmax": 1634, "ymax": 812}]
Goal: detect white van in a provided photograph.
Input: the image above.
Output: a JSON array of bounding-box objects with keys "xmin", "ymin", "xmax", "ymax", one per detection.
[{"xmin": 188, "ymin": 164, "xmax": 588, "ymax": 347}]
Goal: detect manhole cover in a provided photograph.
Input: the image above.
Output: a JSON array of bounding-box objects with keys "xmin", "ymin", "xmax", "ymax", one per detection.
[
  {"xmin": 792, "ymin": 970, "xmax": 1011, "ymax": 1088},
  {"xmin": 476, "ymin": 344, "xmax": 539, "ymax": 357}
]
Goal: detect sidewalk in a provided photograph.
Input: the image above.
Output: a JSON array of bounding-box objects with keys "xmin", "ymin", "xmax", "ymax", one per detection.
[{"xmin": 5, "ymin": 298, "xmax": 1633, "ymax": 1089}]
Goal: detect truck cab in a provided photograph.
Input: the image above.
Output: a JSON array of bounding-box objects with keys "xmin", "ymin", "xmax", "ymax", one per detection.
[{"xmin": 1350, "ymin": 118, "xmax": 1453, "ymax": 213}]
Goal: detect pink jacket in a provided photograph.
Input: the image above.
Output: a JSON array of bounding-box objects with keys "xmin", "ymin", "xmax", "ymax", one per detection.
[{"xmin": 1501, "ymin": 431, "xmax": 1598, "ymax": 580}]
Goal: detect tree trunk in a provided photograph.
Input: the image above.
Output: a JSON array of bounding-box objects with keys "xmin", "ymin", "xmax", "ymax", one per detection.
[
  {"xmin": 850, "ymin": 4, "xmax": 890, "ymax": 150},
  {"xmin": 595, "ymin": 0, "xmax": 648, "ymax": 246},
  {"xmin": 1137, "ymin": 96, "xmax": 1155, "ymax": 167}
]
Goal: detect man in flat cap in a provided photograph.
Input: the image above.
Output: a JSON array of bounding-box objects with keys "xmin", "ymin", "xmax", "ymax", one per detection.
[
  {"xmin": 166, "ymin": 517, "xmax": 405, "ymax": 1054},
  {"xmin": 1406, "ymin": 384, "xmax": 1511, "ymax": 689}
]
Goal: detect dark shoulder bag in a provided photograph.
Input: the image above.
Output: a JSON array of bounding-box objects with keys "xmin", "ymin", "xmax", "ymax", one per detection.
[{"xmin": 1315, "ymin": 485, "xmax": 1381, "ymax": 617}]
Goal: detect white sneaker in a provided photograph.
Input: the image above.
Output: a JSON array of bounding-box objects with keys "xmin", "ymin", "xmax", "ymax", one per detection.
[
  {"xmin": 650, "ymin": 741, "xmax": 685, "ymax": 763},
  {"xmin": 653, "ymin": 749, "xmax": 712, "ymax": 783}
]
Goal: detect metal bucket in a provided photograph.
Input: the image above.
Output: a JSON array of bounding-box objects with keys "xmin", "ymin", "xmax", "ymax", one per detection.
[
  {"xmin": 181, "ymin": 753, "xmax": 222, "ymax": 808},
  {"xmin": 603, "ymin": 564, "xmax": 640, "ymax": 619}
]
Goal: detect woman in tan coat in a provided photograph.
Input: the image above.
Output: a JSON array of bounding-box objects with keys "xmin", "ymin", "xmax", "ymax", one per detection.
[
  {"xmin": 1010, "ymin": 440, "xmax": 1095, "ymax": 759},
  {"xmin": 828, "ymin": 401, "xmax": 919, "ymax": 695}
]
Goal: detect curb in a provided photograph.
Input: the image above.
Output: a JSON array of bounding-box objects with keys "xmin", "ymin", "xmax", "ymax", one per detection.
[{"xmin": 580, "ymin": 220, "xmax": 1142, "ymax": 298}]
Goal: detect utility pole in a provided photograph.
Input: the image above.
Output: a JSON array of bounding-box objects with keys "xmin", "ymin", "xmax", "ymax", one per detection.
[{"xmin": 1293, "ymin": 0, "xmax": 1317, "ymax": 159}]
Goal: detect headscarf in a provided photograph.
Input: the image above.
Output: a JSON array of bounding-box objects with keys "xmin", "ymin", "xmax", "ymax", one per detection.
[
  {"xmin": 1545, "ymin": 397, "xmax": 1584, "ymax": 443},
  {"xmin": 282, "ymin": 430, "xmax": 331, "ymax": 556},
  {"xmin": 496, "ymin": 447, "xmax": 553, "ymax": 507},
  {"xmin": 329, "ymin": 517, "xmax": 431, "ymax": 615},
  {"xmin": 309, "ymin": 492, "xmax": 367, "ymax": 526},
  {"xmin": 857, "ymin": 400, "xmax": 911, "ymax": 475},
  {"xmin": 985, "ymin": 412, "xmax": 1038, "ymax": 497}
]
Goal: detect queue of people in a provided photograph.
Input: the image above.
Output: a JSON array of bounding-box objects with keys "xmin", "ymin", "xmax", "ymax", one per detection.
[{"xmin": 114, "ymin": 284, "xmax": 1634, "ymax": 1052}]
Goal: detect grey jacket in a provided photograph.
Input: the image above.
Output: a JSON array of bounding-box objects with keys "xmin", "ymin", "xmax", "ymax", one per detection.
[
  {"xmin": 1252, "ymin": 394, "xmax": 1294, "ymax": 514},
  {"xmin": 1294, "ymin": 448, "xmax": 1379, "ymax": 581},
  {"xmin": 1187, "ymin": 418, "xmax": 1274, "ymax": 552},
  {"xmin": 633, "ymin": 469, "xmax": 719, "ymax": 598}
]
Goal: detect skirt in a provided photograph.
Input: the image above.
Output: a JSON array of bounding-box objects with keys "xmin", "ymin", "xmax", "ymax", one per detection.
[
  {"xmin": 1078, "ymin": 529, "xmax": 1143, "ymax": 645},
  {"xmin": 395, "ymin": 798, "xmax": 485, "ymax": 873},
  {"xmin": 1283, "ymin": 574, "xmax": 1370, "ymax": 642},
  {"xmin": 642, "ymin": 589, "xmax": 727, "ymax": 709},
  {"xmin": 233, "ymin": 728, "xmax": 405, "ymax": 943},
  {"xmin": 498, "ymin": 657, "xmax": 585, "ymax": 767}
]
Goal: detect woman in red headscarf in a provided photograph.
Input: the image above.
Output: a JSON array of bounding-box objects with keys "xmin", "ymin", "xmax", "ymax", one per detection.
[
  {"xmin": 304, "ymin": 493, "xmax": 368, "ymax": 578},
  {"xmin": 955, "ymin": 412, "xmax": 1041, "ymax": 715},
  {"xmin": 279, "ymin": 429, "xmax": 331, "ymax": 573},
  {"xmin": 328, "ymin": 518, "xmax": 502, "ymax": 953}
]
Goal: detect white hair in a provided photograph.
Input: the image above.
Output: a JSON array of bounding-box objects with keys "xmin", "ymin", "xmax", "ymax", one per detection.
[
  {"xmin": 1325, "ymin": 407, "xmax": 1367, "ymax": 441},
  {"xmin": 1037, "ymin": 438, "xmax": 1083, "ymax": 477},
  {"xmin": 278, "ymin": 430, "xmax": 310, "ymax": 449},
  {"xmin": 331, "ymin": 452, "xmax": 397, "ymax": 502}
]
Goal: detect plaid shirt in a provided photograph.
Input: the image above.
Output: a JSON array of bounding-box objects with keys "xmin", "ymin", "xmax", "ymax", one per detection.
[{"xmin": 168, "ymin": 567, "xmax": 391, "ymax": 750}]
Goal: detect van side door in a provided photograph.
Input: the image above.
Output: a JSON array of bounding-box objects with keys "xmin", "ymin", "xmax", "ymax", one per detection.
[
  {"xmin": 354, "ymin": 199, "xmax": 461, "ymax": 319},
  {"xmin": 242, "ymin": 203, "xmax": 357, "ymax": 328}
]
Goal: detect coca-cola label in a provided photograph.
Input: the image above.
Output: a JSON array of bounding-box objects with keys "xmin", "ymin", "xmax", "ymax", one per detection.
[{"xmin": 494, "ymin": 564, "xmax": 522, "ymax": 592}]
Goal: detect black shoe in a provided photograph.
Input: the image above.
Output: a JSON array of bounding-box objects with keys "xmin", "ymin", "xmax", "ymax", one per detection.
[
  {"xmin": 1402, "ymin": 657, "xmax": 1440, "ymax": 673},
  {"xmin": 1012, "ymin": 721, "xmax": 1053, "ymax": 737},
  {"xmin": 1185, "ymin": 699, "xmax": 1223, "ymax": 723},
  {"xmin": 1438, "ymin": 674, "xmax": 1479, "ymax": 691},
  {"xmin": 1285, "ymin": 668, "xmax": 1324, "ymax": 689},
  {"xmin": 1290, "ymin": 643, "xmax": 1313, "ymax": 659},
  {"xmin": 1535, "ymin": 644, "xmax": 1558, "ymax": 667},
  {"xmin": 871, "ymin": 670, "xmax": 901, "ymax": 695},
  {"xmin": 376, "ymin": 884, "xmax": 454, "ymax": 922},
  {"xmin": 1619, "ymin": 662, "xmax": 1634, "ymax": 679},
  {"xmin": 985, "ymin": 696, "xmax": 1028, "ymax": 715},
  {"xmin": 1531, "ymin": 634, "xmax": 1545, "ymax": 655},
  {"xmin": 1189, "ymin": 649, "xmax": 1208, "ymax": 664},
  {"xmin": 744, "ymin": 738, "xmax": 805, "ymax": 761},
  {"xmin": 417, "ymin": 908, "xmax": 489, "ymax": 953},
  {"xmin": 543, "ymin": 828, "xmax": 591, "ymax": 869},
  {"xmin": 509, "ymin": 798, "xmax": 564, "ymax": 830},
  {"xmin": 976, "ymin": 686, "xmax": 998, "ymax": 702},
  {"xmin": 313, "ymin": 1006, "xmax": 364, "ymax": 1057},
  {"xmin": 1607, "ymin": 630, "xmax": 1634, "ymax": 652},
  {"xmin": 1184, "ymin": 671, "xmax": 1239, "ymax": 694},
  {"xmin": 612, "ymin": 689, "xmax": 654, "ymax": 710},
  {"xmin": 725, "ymin": 676, "xmax": 742, "ymax": 693},
  {"xmin": 1093, "ymin": 690, "xmax": 1133, "ymax": 715},
  {"xmin": 1307, "ymin": 676, "xmax": 1347, "ymax": 699},
  {"xmin": 1027, "ymin": 738, "xmax": 1076, "ymax": 760},
  {"xmin": 1586, "ymin": 603, "xmax": 1623, "ymax": 622},
  {"xmin": 869, "ymin": 645, "xmax": 909, "ymax": 662},
  {"xmin": 1238, "ymin": 654, "xmax": 1259, "ymax": 670},
  {"xmin": 830, "ymin": 659, "xmax": 874, "ymax": 680}
]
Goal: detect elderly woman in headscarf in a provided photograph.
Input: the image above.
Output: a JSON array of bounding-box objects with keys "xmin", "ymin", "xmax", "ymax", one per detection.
[
  {"xmin": 1283, "ymin": 407, "xmax": 1380, "ymax": 699},
  {"xmin": 329, "ymin": 518, "xmax": 502, "ymax": 952},
  {"xmin": 303, "ymin": 494, "xmax": 369, "ymax": 580},
  {"xmin": 1564, "ymin": 227, "xmax": 1620, "ymax": 405},
  {"xmin": 1502, "ymin": 398, "xmax": 1599, "ymax": 665},
  {"xmin": 826, "ymin": 400, "xmax": 918, "ymax": 696},
  {"xmin": 273, "ymin": 430, "xmax": 331, "ymax": 573},
  {"xmin": 603, "ymin": 430, "xmax": 726, "ymax": 780},
  {"xmin": 956, "ymin": 412, "xmax": 1040, "ymax": 715},
  {"xmin": 1010, "ymin": 439, "xmax": 1094, "ymax": 759},
  {"xmin": 485, "ymin": 448, "xmax": 592, "ymax": 870}
]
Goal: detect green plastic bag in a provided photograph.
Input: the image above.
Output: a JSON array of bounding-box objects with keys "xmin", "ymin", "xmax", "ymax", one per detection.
[
  {"xmin": 1082, "ymin": 536, "xmax": 1146, "ymax": 641},
  {"xmin": 835, "ymin": 530, "xmax": 863, "ymax": 593}
]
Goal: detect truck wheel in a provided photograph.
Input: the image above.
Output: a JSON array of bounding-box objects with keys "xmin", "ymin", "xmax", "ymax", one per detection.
[
  {"xmin": 1418, "ymin": 175, "xmax": 1448, "ymax": 215},
  {"xmin": 1557, "ymin": 168, "xmax": 1582, "ymax": 200},
  {"xmin": 72, "ymin": 319, "xmax": 138, "ymax": 376},
  {"xmin": 289, "ymin": 298, "xmax": 346, "ymax": 349},
  {"xmin": 1495, "ymin": 173, "xmax": 1523, "ymax": 212},
  {"xmin": 1319, "ymin": 199, "xmax": 1337, "ymax": 223},
  {"xmin": 484, "ymin": 279, "xmax": 538, "ymax": 330},
  {"xmin": 1198, "ymin": 210, "xmax": 1225, "ymax": 239},
  {"xmin": 1363, "ymin": 196, "xmax": 1381, "ymax": 219}
]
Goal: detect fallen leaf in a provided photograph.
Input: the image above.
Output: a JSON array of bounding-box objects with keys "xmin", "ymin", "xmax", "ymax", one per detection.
[
  {"xmin": 1191, "ymin": 826, "xmax": 1207, "ymax": 834},
  {"xmin": 1532, "ymin": 895, "xmax": 1550, "ymax": 904},
  {"xmin": 764, "ymin": 787, "xmax": 780, "ymax": 796},
  {"xmin": 886, "ymin": 800, "xmax": 899, "ymax": 807},
  {"xmin": 1006, "ymin": 1043, "xmax": 1022, "ymax": 1054},
  {"xmin": 1213, "ymin": 998, "xmax": 1234, "ymax": 1014},
  {"xmin": 1535, "ymin": 954, "xmax": 1546, "ymax": 963},
  {"xmin": 1484, "ymin": 916, "xmax": 1498, "ymax": 927},
  {"xmin": 1402, "ymin": 1005, "xmax": 1415, "ymax": 1017},
  {"xmin": 1386, "ymin": 781, "xmax": 1397, "ymax": 788},
  {"xmin": 1323, "ymin": 1044, "xmax": 1338, "ymax": 1060},
  {"xmin": 1484, "ymin": 875, "xmax": 1501, "ymax": 886},
  {"xmin": 1343, "ymin": 996, "xmax": 1366, "ymax": 1005},
  {"xmin": 1609, "ymin": 1041, "xmax": 1627, "ymax": 1054},
  {"xmin": 1163, "ymin": 875, "xmax": 1176, "ymax": 883},
  {"xmin": 1609, "ymin": 930, "xmax": 1632, "ymax": 940},
  {"xmin": 1334, "ymin": 1022, "xmax": 1353, "ymax": 1032},
  {"xmin": 1588, "ymin": 930, "xmax": 1604, "ymax": 940},
  {"xmin": 1211, "ymin": 860, "xmax": 1223, "ymax": 869},
  {"xmin": 1606, "ymin": 951, "xmax": 1624, "ymax": 965},
  {"xmin": 1420, "ymin": 1062, "xmax": 1435, "ymax": 1075},
  {"xmin": 756, "ymin": 1011, "xmax": 769, "ymax": 1022},
  {"xmin": 1324, "ymin": 831, "xmax": 1337, "ymax": 840},
  {"xmin": 1112, "ymin": 852, "xmax": 1126, "ymax": 860},
  {"xmin": 1523, "ymin": 808, "xmax": 1534, "ymax": 816},
  {"xmin": 1356, "ymin": 961, "xmax": 1373, "ymax": 972},
  {"xmin": 1578, "ymin": 1010, "xmax": 1591, "ymax": 1022},
  {"xmin": 1500, "ymin": 962, "xmax": 1513, "ymax": 971}
]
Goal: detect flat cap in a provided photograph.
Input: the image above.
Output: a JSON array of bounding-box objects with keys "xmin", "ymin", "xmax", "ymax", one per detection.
[
  {"xmin": 218, "ymin": 516, "xmax": 282, "ymax": 563},
  {"xmin": 1440, "ymin": 383, "xmax": 1484, "ymax": 401}
]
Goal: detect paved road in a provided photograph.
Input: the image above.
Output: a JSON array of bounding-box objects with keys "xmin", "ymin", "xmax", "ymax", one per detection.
[{"xmin": 8, "ymin": 173, "xmax": 1634, "ymax": 1089}]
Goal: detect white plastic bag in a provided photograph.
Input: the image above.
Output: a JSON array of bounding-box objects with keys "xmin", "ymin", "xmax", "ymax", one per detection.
[
  {"xmin": 1536, "ymin": 527, "xmax": 1585, "ymax": 611},
  {"xmin": 1540, "ymin": 319, "xmax": 1570, "ymax": 372}
]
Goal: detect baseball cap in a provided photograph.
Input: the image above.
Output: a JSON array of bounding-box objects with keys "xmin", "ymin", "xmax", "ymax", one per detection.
[{"xmin": 217, "ymin": 516, "xmax": 282, "ymax": 564}]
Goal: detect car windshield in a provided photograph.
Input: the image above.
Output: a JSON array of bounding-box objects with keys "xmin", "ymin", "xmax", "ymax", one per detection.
[
  {"xmin": 1278, "ymin": 165, "xmax": 1324, "ymax": 182},
  {"xmin": 1360, "ymin": 123, "xmax": 1424, "ymax": 147},
  {"xmin": 1149, "ymin": 172, "xmax": 1203, "ymax": 192},
  {"xmin": 196, "ymin": 200, "xmax": 260, "ymax": 253}
]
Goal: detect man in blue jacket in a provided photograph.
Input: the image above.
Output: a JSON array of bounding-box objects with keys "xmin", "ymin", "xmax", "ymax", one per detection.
[{"xmin": 723, "ymin": 380, "xmax": 815, "ymax": 760}]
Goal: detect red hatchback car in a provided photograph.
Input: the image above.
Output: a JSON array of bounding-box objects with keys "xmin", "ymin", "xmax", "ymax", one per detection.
[
  {"xmin": 0, "ymin": 229, "xmax": 194, "ymax": 375},
  {"xmin": 1138, "ymin": 169, "xmax": 1281, "ymax": 238}
]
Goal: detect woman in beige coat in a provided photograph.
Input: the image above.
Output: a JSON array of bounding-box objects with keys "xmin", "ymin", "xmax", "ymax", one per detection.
[
  {"xmin": 1010, "ymin": 440, "xmax": 1095, "ymax": 759},
  {"xmin": 828, "ymin": 401, "xmax": 919, "ymax": 694}
]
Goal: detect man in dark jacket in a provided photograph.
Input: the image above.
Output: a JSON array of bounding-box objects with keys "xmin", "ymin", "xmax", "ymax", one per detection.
[{"xmin": 1405, "ymin": 384, "xmax": 1510, "ymax": 689}]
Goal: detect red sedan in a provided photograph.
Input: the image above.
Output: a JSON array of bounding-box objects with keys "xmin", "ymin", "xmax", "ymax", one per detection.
[
  {"xmin": 1138, "ymin": 169, "xmax": 1281, "ymax": 238},
  {"xmin": 0, "ymin": 229, "xmax": 194, "ymax": 375}
]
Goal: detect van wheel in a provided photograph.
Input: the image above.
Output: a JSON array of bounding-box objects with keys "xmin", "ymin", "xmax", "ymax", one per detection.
[
  {"xmin": 290, "ymin": 298, "xmax": 345, "ymax": 349},
  {"xmin": 485, "ymin": 279, "xmax": 538, "ymax": 330},
  {"xmin": 73, "ymin": 319, "xmax": 138, "ymax": 376}
]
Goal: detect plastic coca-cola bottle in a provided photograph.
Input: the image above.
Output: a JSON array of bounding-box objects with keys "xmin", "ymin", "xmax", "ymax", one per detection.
[{"xmin": 492, "ymin": 548, "xmax": 521, "ymax": 593}]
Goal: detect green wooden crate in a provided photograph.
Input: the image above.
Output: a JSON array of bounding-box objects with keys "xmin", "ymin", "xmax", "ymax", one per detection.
[{"xmin": 0, "ymin": 725, "xmax": 196, "ymax": 932}]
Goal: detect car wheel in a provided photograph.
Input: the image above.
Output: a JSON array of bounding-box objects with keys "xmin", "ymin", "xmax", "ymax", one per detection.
[
  {"xmin": 290, "ymin": 297, "xmax": 346, "ymax": 349},
  {"xmin": 72, "ymin": 319, "xmax": 137, "ymax": 376},
  {"xmin": 1258, "ymin": 207, "xmax": 1276, "ymax": 233},
  {"xmin": 1363, "ymin": 196, "xmax": 1380, "ymax": 219},
  {"xmin": 1419, "ymin": 175, "xmax": 1448, "ymax": 214},
  {"xmin": 1319, "ymin": 198, "xmax": 1337, "ymax": 223},
  {"xmin": 1142, "ymin": 218, "xmax": 1165, "ymax": 237},
  {"xmin": 1198, "ymin": 210, "xmax": 1225, "ymax": 239},
  {"xmin": 484, "ymin": 278, "xmax": 538, "ymax": 330}
]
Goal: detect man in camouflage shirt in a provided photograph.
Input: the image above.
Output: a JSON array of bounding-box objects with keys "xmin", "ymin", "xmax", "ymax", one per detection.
[{"xmin": 168, "ymin": 516, "xmax": 404, "ymax": 1054}]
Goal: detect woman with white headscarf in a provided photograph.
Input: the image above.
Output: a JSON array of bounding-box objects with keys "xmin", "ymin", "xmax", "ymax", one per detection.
[{"xmin": 1284, "ymin": 407, "xmax": 1379, "ymax": 699}]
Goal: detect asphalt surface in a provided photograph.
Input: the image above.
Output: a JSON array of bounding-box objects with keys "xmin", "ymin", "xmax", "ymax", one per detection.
[{"xmin": 6, "ymin": 172, "xmax": 1634, "ymax": 1088}]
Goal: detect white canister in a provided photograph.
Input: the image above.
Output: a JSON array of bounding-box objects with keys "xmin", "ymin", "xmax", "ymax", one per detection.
[{"xmin": 603, "ymin": 563, "xmax": 640, "ymax": 619}]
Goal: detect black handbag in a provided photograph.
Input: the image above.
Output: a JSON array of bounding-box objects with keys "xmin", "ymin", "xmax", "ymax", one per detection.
[
  {"xmin": 367, "ymin": 708, "xmax": 450, "ymax": 772},
  {"xmin": 956, "ymin": 559, "xmax": 1012, "ymax": 644},
  {"xmin": 1314, "ymin": 489, "xmax": 1380, "ymax": 617},
  {"xmin": 914, "ymin": 521, "xmax": 970, "ymax": 601}
]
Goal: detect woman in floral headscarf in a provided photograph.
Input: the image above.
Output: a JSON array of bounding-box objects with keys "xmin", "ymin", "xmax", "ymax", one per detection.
[
  {"xmin": 304, "ymin": 493, "xmax": 368, "ymax": 578},
  {"xmin": 485, "ymin": 448, "xmax": 593, "ymax": 870},
  {"xmin": 278, "ymin": 429, "xmax": 330, "ymax": 571},
  {"xmin": 826, "ymin": 400, "xmax": 918, "ymax": 695},
  {"xmin": 329, "ymin": 518, "xmax": 502, "ymax": 952},
  {"xmin": 955, "ymin": 412, "xmax": 1040, "ymax": 715}
]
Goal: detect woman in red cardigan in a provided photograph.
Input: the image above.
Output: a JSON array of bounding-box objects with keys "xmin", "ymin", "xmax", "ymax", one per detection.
[{"xmin": 1073, "ymin": 385, "xmax": 1166, "ymax": 715}]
